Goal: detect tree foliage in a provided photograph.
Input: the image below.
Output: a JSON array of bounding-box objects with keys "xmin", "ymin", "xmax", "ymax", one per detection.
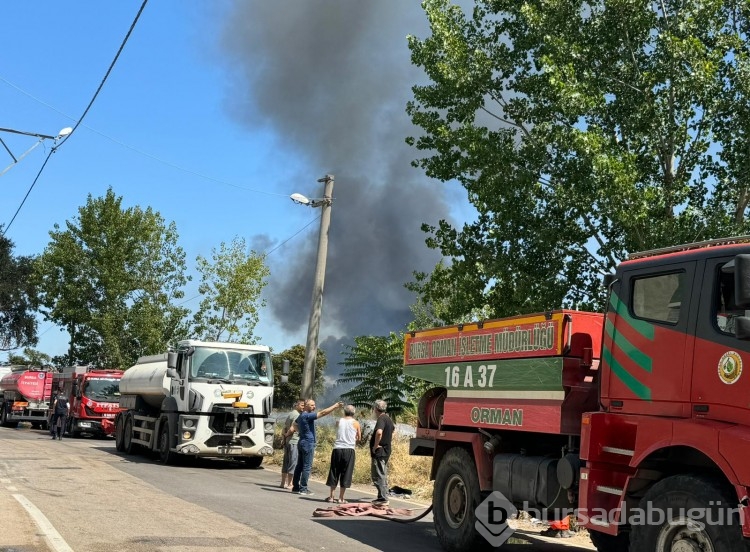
[
  {"xmin": 7, "ymin": 348, "xmax": 51, "ymax": 367},
  {"xmin": 339, "ymin": 333, "xmax": 428, "ymax": 421},
  {"xmin": 272, "ymin": 344, "xmax": 326, "ymax": 409},
  {"xmin": 34, "ymin": 188, "xmax": 190, "ymax": 368},
  {"xmin": 193, "ymin": 237, "xmax": 269, "ymax": 343},
  {"xmin": 407, "ymin": 0, "xmax": 750, "ymax": 319},
  {"xmin": 0, "ymin": 230, "xmax": 36, "ymax": 351}
]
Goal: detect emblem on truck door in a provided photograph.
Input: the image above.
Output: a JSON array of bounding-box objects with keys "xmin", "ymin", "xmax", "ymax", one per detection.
[{"xmin": 718, "ymin": 351, "xmax": 743, "ymax": 384}]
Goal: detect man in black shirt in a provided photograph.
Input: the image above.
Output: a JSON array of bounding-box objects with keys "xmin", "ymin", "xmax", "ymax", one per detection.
[{"xmin": 370, "ymin": 399, "xmax": 395, "ymax": 505}]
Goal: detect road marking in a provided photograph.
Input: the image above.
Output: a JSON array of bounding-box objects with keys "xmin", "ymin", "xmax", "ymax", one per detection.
[{"xmin": 12, "ymin": 493, "xmax": 74, "ymax": 552}]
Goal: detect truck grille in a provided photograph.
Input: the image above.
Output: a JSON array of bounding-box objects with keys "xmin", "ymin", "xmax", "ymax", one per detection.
[{"xmin": 208, "ymin": 405, "xmax": 254, "ymax": 434}]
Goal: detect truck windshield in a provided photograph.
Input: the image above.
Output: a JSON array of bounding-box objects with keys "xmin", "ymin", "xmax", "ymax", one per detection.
[
  {"xmin": 83, "ymin": 378, "xmax": 121, "ymax": 402},
  {"xmin": 189, "ymin": 348, "xmax": 272, "ymax": 386}
]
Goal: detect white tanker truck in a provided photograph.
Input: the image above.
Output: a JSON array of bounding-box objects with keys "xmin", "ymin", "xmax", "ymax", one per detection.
[{"xmin": 114, "ymin": 340, "xmax": 275, "ymax": 467}]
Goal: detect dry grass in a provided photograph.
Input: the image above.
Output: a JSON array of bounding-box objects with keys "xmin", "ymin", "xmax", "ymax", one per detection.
[{"xmin": 270, "ymin": 421, "xmax": 434, "ymax": 501}]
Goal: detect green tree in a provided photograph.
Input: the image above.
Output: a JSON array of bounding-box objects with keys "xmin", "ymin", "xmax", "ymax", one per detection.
[
  {"xmin": 339, "ymin": 333, "xmax": 425, "ymax": 421},
  {"xmin": 6, "ymin": 348, "xmax": 51, "ymax": 366},
  {"xmin": 193, "ymin": 237, "xmax": 269, "ymax": 343},
  {"xmin": 0, "ymin": 230, "xmax": 36, "ymax": 351},
  {"xmin": 34, "ymin": 188, "xmax": 190, "ymax": 368},
  {"xmin": 7, "ymin": 353, "xmax": 25, "ymax": 365},
  {"xmin": 272, "ymin": 344, "xmax": 326, "ymax": 409},
  {"xmin": 407, "ymin": 0, "xmax": 750, "ymax": 319}
]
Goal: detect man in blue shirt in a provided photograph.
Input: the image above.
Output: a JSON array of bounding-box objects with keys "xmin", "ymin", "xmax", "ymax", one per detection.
[{"xmin": 291, "ymin": 398, "xmax": 343, "ymax": 495}]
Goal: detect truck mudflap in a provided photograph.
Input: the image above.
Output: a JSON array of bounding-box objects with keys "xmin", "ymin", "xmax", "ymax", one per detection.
[{"xmin": 101, "ymin": 418, "xmax": 115, "ymax": 435}]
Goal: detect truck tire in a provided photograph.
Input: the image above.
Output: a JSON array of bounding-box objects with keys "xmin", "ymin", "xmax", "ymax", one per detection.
[
  {"xmin": 0, "ymin": 407, "xmax": 18, "ymax": 429},
  {"xmin": 123, "ymin": 416, "xmax": 134, "ymax": 454},
  {"xmin": 240, "ymin": 456, "xmax": 264, "ymax": 469},
  {"xmin": 66, "ymin": 418, "xmax": 79, "ymax": 438},
  {"xmin": 158, "ymin": 420, "xmax": 178, "ymax": 464},
  {"xmin": 433, "ymin": 447, "xmax": 486, "ymax": 552},
  {"xmin": 630, "ymin": 474, "xmax": 745, "ymax": 552},
  {"xmin": 588, "ymin": 529, "xmax": 630, "ymax": 552},
  {"xmin": 114, "ymin": 417, "xmax": 124, "ymax": 452}
]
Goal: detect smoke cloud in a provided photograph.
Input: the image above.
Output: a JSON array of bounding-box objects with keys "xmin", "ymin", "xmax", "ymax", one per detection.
[{"xmin": 219, "ymin": 2, "xmax": 451, "ymax": 377}]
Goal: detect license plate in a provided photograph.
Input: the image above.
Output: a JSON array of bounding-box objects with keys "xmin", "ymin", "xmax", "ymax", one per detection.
[
  {"xmin": 220, "ymin": 447, "xmax": 243, "ymax": 455},
  {"xmin": 102, "ymin": 413, "xmax": 116, "ymax": 418},
  {"xmin": 79, "ymin": 422, "xmax": 91, "ymax": 428}
]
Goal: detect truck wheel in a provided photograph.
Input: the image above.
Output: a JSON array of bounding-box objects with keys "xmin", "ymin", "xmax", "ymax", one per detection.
[
  {"xmin": 123, "ymin": 416, "xmax": 134, "ymax": 454},
  {"xmin": 114, "ymin": 417, "xmax": 124, "ymax": 452},
  {"xmin": 240, "ymin": 456, "xmax": 264, "ymax": 469},
  {"xmin": 630, "ymin": 474, "xmax": 745, "ymax": 552},
  {"xmin": 66, "ymin": 418, "xmax": 79, "ymax": 438},
  {"xmin": 433, "ymin": 447, "xmax": 485, "ymax": 552},
  {"xmin": 588, "ymin": 530, "xmax": 630, "ymax": 552},
  {"xmin": 0, "ymin": 408, "xmax": 18, "ymax": 429},
  {"xmin": 158, "ymin": 421, "xmax": 177, "ymax": 464}
]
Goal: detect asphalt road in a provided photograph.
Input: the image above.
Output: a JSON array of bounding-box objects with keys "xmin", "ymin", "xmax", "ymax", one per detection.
[{"xmin": 0, "ymin": 425, "xmax": 595, "ymax": 552}]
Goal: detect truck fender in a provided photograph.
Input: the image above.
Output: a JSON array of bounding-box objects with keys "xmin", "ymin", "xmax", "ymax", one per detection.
[{"xmin": 160, "ymin": 396, "xmax": 179, "ymax": 450}]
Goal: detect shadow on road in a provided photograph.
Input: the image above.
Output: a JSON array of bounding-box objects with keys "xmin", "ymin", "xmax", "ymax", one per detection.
[
  {"xmin": 314, "ymin": 517, "xmax": 440, "ymax": 551},
  {"xmin": 92, "ymin": 446, "xmax": 271, "ymax": 470}
]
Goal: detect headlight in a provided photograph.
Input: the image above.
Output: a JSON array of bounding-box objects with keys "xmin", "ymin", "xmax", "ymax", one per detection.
[
  {"xmin": 214, "ymin": 389, "xmax": 222, "ymax": 398},
  {"xmin": 245, "ymin": 390, "xmax": 254, "ymax": 400},
  {"xmin": 183, "ymin": 431, "xmax": 193, "ymax": 440},
  {"xmin": 265, "ymin": 434, "xmax": 274, "ymax": 444},
  {"xmin": 184, "ymin": 419, "xmax": 195, "ymax": 428},
  {"xmin": 264, "ymin": 422, "xmax": 274, "ymax": 432}
]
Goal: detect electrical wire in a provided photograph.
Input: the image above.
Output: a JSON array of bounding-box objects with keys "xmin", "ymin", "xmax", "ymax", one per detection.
[
  {"xmin": 0, "ymin": 78, "xmax": 289, "ymax": 198},
  {"xmin": 176, "ymin": 214, "xmax": 322, "ymax": 306},
  {"xmin": 2, "ymin": 0, "xmax": 149, "ymax": 235},
  {"xmin": 265, "ymin": 215, "xmax": 321, "ymax": 256}
]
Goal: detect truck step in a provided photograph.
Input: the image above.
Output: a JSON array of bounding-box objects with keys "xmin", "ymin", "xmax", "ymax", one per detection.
[
  {"xmin": 596, "ymin": 485, "xmax": 624, "ymax": 496},
  {"xmin": 588, "ymin": 518, "xmax": 610, "ymax": 528},
  {"xmin": 601, "ymin": 446, "xmax": 634, "ymax": 457}
]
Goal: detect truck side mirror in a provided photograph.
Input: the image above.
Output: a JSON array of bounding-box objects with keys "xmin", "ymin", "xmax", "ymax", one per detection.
[
  {"xmin": 282, "ymin": 360, "xmax": 290, "ymax": 375},
  {"xmin": 734, "ymin": 254, "xmax": 750, "ymax": 308},
  {"xmin": 167, "ymin": 352, "xmax": 178, "ymax": 369}
]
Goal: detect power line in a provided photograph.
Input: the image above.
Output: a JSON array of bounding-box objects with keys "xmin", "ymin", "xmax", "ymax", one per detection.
[
  {"xmin": 176, "ymin": 215, "xmax": 321, "ymax": 306},
  {"xmin": 2, "ymin": 0, "xmax": 149, "ymax": 235},
  {"xmin": 0, "ymin": 79, "xmax": 289, "ymax": 198}
]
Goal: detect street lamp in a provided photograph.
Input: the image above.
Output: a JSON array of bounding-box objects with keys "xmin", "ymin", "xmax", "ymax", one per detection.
[
  {"xmin": 0, "ymin": 126, "xmax": 73, "ymax": 177},
  {"xmin": 290, "ymin": 174, "xmax": 335, "ymax": 399}
]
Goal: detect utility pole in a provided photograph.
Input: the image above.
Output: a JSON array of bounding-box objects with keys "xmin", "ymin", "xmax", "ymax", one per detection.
[{"xmin": 301, "ymin": 174, "xmax": 335, "ymax": 399}]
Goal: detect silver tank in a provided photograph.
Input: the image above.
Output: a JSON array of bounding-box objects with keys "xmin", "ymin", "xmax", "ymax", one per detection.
[{"xmin": 119, "ymin": 355, "xmax": 170, "ymax": 408}]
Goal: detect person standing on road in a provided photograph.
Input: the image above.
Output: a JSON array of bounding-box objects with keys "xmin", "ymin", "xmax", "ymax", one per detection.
[
  {"xmin": 370, "ymin": 399, "xmax": 395, "ymax": 505},
  {"xmin": 50, "ymin": 393, "xmax": 69, "ymax": 440},
  {"xmin": 280, "ymin": 399, "xmax": 305, "ymax": 489},
  {"xmin": 291, "ymin": 399, "xmax": 343, "ymax": 496},
  {"xmin": 326, "ymin": 404, "xmax": 361, "ymax": 504}
]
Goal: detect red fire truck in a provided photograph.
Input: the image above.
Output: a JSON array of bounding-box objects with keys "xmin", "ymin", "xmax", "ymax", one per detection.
[
  {"xmin": 54, "ymin": 366, "xmax": 124, "ymax": 437},
  {"xmin": 405, "ymin": 237, "xmax": 750, "ymax": 552}
]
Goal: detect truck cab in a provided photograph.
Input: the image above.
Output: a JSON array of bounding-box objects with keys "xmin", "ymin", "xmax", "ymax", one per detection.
[
  {"xmin": 406, "ymin": 237, "xmax": 750, "ymax": 552},
  {"xmin": 116, "ymin": 340, "xmax": 275, "ymax": 467},
  {"xmin": 55, "ymin": 366, "xmax": 123, "ymax": 437}
]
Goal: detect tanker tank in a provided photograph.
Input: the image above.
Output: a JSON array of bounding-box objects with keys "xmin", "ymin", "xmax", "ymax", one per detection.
[
  {"xmin": 119, "ymin": 356, "xmax": 170, "ymax": 408},
  {"xmin": 0, "ymin": 367, "xmax": 53, "ymax": 400}
]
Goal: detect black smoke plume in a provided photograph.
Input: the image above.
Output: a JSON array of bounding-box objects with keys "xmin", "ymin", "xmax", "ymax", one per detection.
[{"xmin": 220, "ymin": 1, "xmax": 453, "ymax": 380}]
